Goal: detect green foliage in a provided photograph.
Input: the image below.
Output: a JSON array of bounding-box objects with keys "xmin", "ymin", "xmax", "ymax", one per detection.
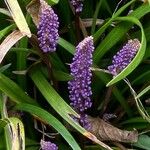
[{"xmin": 0, "ymin": 0, "xmax": 150, "ymax": 150}]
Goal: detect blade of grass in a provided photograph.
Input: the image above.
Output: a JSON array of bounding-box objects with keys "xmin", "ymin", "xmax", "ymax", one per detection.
[
  {"xmin": 0, "ymin": 72, "xmax": 36, "ymax": 105},
  {"xmin": 16, "ymin": 103, "xmax": 81, "ymax": 150},
  {"xmin": 0, "ymin": 24, "xmax": 16, "ymax": 40},
  {"xmin": 94, "ymin": 3, "xmax": 150, "ymax": 63},
  {"xmin": 136, "ymin": 85, "xmax": 150, "ymax": 99},
  {"xmin": 107, "ymin": 16, "xmax": 146, "ymax": 86},
  {"xmin": 29, "ymin": 66, "xmax": 113, "ymax": 150}
]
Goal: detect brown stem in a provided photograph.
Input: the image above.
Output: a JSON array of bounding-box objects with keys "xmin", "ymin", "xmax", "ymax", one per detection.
[
  {"xmin": 101, "ymin": 86, "xmax": 114, "ymax": 115},
  {"xmin": 29, "ymin": 35, "xmax": 57, "ymax": 89},
  {"xmin": 75, "ymin": 12, "xmax": 81, "ymax": 43}
]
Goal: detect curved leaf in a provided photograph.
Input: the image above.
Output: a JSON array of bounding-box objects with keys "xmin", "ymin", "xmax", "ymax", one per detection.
[
  {"xmin": 107, "ymin": 16, "xmax": 146, "ymax": 86},
  {"xmin": 29, "ymin": 66, "xmax": 112, "ymax": 150},
  {"xmin": 16, "ymin": 103, "xmax": 81, "ymax": 150}
]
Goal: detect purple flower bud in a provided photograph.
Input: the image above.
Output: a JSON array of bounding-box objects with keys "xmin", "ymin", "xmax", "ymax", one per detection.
[
  {"xmin": 70, "ymin": 0, "xmax": 84, "ymax": 13},
  {"xmin": 108, "ymin": 39, "xmax": 140, "ymax": 76},
  {"xmin": 68, "ymin": 36, "xmax": 94, "ymax": 113},
  {"xmin": 40, "ymin": 139, "xmax": 58, "ymax": 150},
  {"xmin": 37, "ymin": 1, "xmax": 59, "ymax": 53}
]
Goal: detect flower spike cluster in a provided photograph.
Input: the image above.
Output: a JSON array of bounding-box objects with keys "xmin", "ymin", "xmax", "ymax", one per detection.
[
  {"xmin": 70, "ymin": 0, "xmax": 84, "ymax": 13},
  {"xmin": 40, "ymin": 139, "xmax": 58, "ymax": 150},
  {"xmin": 37, "ymin": 0, "xmax": 59, "ymax": 53},
  {"xmin": 108, "ymin": 39, "xmax": 140, "ymax": 76},
  {"xmin": 68, "ymin": 36, "xmax": 94, "ymax": 113}
]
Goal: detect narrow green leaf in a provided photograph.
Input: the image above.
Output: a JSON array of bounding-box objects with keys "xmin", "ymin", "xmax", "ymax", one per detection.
[
  {"xmin": 107, "ymin": 16, "xmax": 146, "ymax": 86},
  {"xmin": 58, "ymin": 37, "xmax": 75, "ymax": 55},
  {"xmin": 93, "ymin": 0, "xmax": 136, "ymax": 41},
  {"xmin": 16, "ymin": 103, "xmax": 81, "ymax": 150},
  {"xmin": 0, "ymin": 64, "xmax": 11, "ymax": 73},
  {"xmin": 47, "ymin": 0, "xmax": 59, "ymax": 5},
  {"xmin": 0, "ymin": 73, "xmax": 36, "ymax": 105},
  {"xmin": 0, "ymin": 24, "xmax": 16, "ymax": 40},
  {"xmin": 91, "ymin": 0, "xmax": 102, "ymax": 34},
  {"xmin": 136, "ymin": 85, "xmax": 150, "ymax": 99},
  {"xmin": 29, "ymin": 66, "xmax": 112, "ymax": 150},
  {"xmin": 94, "ymin": 3, "xmax": 150, "ymax": 63}
]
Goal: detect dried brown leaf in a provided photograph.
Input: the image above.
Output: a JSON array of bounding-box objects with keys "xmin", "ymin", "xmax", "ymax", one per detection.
[
  {"xmin": 5, "ymin": 0, "xmax": 31, "ymax": 37},
  {"xmin": 0, "ymin": 30, "xmax": 25, "ymax": 63},
  {"xmin": 26, "ymin": 0, "xmax": 41, "ymax": 27},
  {"xmin": 87, "ymin": 116, "xmax": 138, "ymax": 143},
  {"xmin": 84, "ymin": 132, "xmax": 113, "ymax": 150}
]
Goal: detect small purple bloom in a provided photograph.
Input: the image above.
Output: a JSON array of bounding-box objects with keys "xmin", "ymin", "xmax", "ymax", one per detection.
[
  {"xmin": 70, "ymin": 0, "xmax": 84, "ymax": 13},
  {"xmin": 37, "ymin": 1, "xmax": 59, "ymax": 53},
  {"xmin": 40, "ymin": 139, "xmax": 58, "ymax": 150},
  {"xmin": 68, "ymin": 36, "xmax": 94, "ymax": 113},
  {"xmin": 108, "ymin": 39, "xmax": 140, "ymax": 76}
]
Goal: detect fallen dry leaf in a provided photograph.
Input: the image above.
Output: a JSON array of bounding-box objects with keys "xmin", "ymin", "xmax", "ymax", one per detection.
[
  {"xmin": 4, "ymin": 0, "xmax": 31, "ymax": 37},
  {"xmin": 87, "ymin": 116, "xmax": 138, "ymax": 143},
  {"xmin": 84, "ymin": 131, "xmax": 113, "ymax": 150},
  {"xmin": 0, "ymin": 30, "xmax": 25, "ymax": 63},
  {"xmin": 26, "ymin": 0, "xmax": 41, "ymax": 27}
]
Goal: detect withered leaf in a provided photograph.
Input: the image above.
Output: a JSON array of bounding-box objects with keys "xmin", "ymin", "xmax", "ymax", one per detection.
[
  {"xmin": 87, "ymin": 116, "xmax": 138, "ymax": 143},
  {"xmin": 4, "ymin": 0, "xmax": 31, "ymax": 37},
  {"xmin": 0, "ymin": 30, "xmax": 25, "ymax": 63},
  {"xmin": 26, "ymin": 0, "xmax": 41, "ymax": 27}
]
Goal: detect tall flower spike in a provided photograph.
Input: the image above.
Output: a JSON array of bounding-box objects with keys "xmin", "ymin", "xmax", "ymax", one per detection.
[
  {"xmin": 68, "ymin": 36, "xmax": 94, "ymax": 113},
  {"xmin": 40, "ymin": 139, "xmax": 58, "ymax": 150},
  {"xmin": 70, "ymin": 0, "xmax": 84, "ymax": 13},
  {"xmin": 37, "ymin": 0, "xmax": 59, "ymax": 53},
  {"xmin": 108, "ymin": 39, "xmax": 140, "ymax": 76}
]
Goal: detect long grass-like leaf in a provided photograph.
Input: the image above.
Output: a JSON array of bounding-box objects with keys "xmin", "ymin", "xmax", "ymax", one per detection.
[
  {"xmin": 136, "ymin": 85, "xmax": 150, "ymax": 99},
  {"xmin": 0, "ymin": 73, "xmax": 36, "ymax": 105},
  {"xmin": 29, "ymin": 66, "xmax": 113, "ymax": 150},
  {"xmin": 94, "ymin": 4, "xmax": 150, "ymax": 63},
  {"xmin": 107, "ymin": 16, "xmax": 146, "ymax": 86},
  {"xmin": 16, "ymin": 103, "xmax": 81, "ymax": 150}
]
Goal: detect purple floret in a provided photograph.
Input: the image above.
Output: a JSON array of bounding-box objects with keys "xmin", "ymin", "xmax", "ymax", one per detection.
[
  {"xmin": 68, "ymin": 36, "xmax": 94, "ymax": 113},
  {"xmin": 40, "ymin": 139, "xmax": 58, "ymax": 150},
  {"xmin": 70, "ymin": 0, "xmax": 84, "ymax": 13},
  {"xmin": 108, "ymin": 39, "xmax": 140, "ymax": 76},
  {"xmin": 37, "ymin": 1, "xmax": 59, "ymax": 52}
]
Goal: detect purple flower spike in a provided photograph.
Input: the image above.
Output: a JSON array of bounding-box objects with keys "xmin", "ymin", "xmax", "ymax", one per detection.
[
  {"xmin": 37, "ymin": 1, "xmax": 59, "ymax": 53},
  {"xmin": 40, "ymin": 139, "xmax": 58, "ymax": 150},
  {"xmin": 68, "ymin": 36, "xmax": 94, "ymax": 113},
  {"xmin": 108, "ymin": 39, "xmax": 140, "ymax": 76},
  {"xmin": 70, "ymin": 0, "xmax": 84, "ymax": 13}
]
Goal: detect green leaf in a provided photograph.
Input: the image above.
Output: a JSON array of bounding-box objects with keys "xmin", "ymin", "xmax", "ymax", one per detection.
[
  {"xmin": 0, "ymin": 24, "xmax": 16, "ymax": 40},
  {"xmin": 94, "ymin": 3, "xmax": 150, "ymax": 63},
  {"xmin": 107, "ymin": 16, "xmax": 146, "ymax": 86},
  {"xmin": 0, "ymin": 73, "xmax": 36, "ymax": 105},
  {"xmin": 29, "ymin": 66, "xmax": 112, "ymax": 150},
  {"xmin": 0, "ymin": 64, "xmax": 11, "ymax": 73},
  {"xmin": 136, "ymin": 85, "xmax": 150, "ymax": 99},
  {"xmin": 93, "ymin": 0, "xmax": 136, "ymax": 41},
  {"xmin": 58, "ymin": 37, "xmax": 75, "ymax": 55},
  {"xmin": 133, "ymin": 135, "xmax": 150, "ymax": 150},
  {"xmin": 47, "ymin": 0, "xmax": 59, "ymax": 5},
  {"xmin": 16, "ymin": 103, "xmax": 81, "ymax": 150}
]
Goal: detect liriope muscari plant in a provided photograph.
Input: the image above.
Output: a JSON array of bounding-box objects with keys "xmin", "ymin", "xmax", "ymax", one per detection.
[
  {"xmin": 108, "ymin": 39, "xmax": 140, "ymax": 76},
  {"xmin": 68, "ymin": 36, "xmax": 94, "ymax": 128},
  {"xmin": 37, "ymin": 0, "xmax": 59, "ymax": 53}
]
